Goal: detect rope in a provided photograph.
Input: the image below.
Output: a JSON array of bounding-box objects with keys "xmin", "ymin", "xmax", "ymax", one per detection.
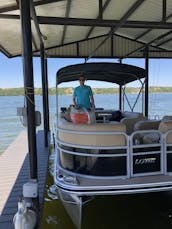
[{"xmin": 24, "ymin": 87, "xmax": 40, "ymax": 109}]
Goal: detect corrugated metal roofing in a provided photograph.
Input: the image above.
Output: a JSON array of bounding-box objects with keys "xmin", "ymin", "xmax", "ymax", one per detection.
[{"xmin": 1, "ymin": 0, "xmax": 172, "ymax": 59}]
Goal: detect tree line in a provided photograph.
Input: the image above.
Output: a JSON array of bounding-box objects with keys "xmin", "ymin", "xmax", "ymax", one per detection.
[{"xmin": 1, "ymin": 87, "xmax": 172, "ymax": 96}]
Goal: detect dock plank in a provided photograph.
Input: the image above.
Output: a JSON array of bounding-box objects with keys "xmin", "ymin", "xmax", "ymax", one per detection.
[
  {"xmin": 0, "ymin": 130, "xmax": 50, "ymax": 228},
  {"xmin": 0, "ymin": 131, "xmax": 28, "ymax": 215}
]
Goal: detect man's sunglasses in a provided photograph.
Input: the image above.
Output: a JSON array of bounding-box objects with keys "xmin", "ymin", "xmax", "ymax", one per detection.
[{"xmin": 79, "ymin": 79, "xmax": 85, "ymax": 81}]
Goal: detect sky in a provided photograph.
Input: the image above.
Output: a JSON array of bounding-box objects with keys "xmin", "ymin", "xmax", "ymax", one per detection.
[{"xmin": 0, "ymin": 52, "xmax": 172, "ymax": 88}]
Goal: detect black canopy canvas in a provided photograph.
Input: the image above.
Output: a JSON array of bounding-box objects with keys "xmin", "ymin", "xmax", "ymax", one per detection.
[{"xmin": 57, "ymin": 62, "xmax": 146, "ymax": 86}]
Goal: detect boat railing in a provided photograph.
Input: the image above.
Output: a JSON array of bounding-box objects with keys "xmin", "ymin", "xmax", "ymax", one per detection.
[
  {"xmin": 130, "ymin": 130, "xmax": 163, "ymax": 177},
  {"xmin": 56, "ymin": 127, "xmax": 130, "ymax": 179},
  {"xmin": 55, "ymin": 125, "xmax": 172, "ymax": 181},
  {"xmin": 164, "ymin": 130, "xmax": 172, "ymax": 175}
]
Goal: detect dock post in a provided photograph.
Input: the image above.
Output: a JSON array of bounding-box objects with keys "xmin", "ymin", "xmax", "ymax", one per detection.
[
  {"xmin": 19, "ymin": 0, "xmax": 37, "ymax": 179},
  {"xmin": 40, "ymin": 45, "xmax": 49, "ymax": 147},
  {"xmin": 45, "ymin": 57, "xmax": 50, "ymax": 131}
]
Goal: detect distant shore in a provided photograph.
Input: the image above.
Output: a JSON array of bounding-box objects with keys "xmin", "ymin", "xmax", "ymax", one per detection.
[{"xmin": 1, "ymin": 87, "xmax": 172, "ymax": 96}]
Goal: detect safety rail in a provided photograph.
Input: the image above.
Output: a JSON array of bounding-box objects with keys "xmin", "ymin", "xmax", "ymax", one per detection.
[
  {"xmin": 164, "ymin": 130, "xmax": 172, "ymax": 175},
  {"xmin": 130, "ymin": 130, "xmax": 163, "ymax": 177},
  {"xmin": 56, "ymin": 127, "xmax": 130, "ymax": 179},
  {"xmin": 55, "ymin": 127, "xmax": 172, "ymax": 180}
]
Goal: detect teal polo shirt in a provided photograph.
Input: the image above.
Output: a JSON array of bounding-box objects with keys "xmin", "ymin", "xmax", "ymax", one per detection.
[{"xmin": 73, "ymin": 85, "xmax": 93, "ymax": 109}]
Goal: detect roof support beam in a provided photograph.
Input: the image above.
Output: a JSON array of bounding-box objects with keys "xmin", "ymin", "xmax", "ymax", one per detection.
[
  {"xmin": 85, "ymin": 0, "xmax": 145, "ymax": 61},
  {"xmin": 0, "ymin": 44, "xmax": 11, "ymax": 57},
  {"xmin": 99, "ymin": 0, "xmax": 103, "ymax": 20},
  {"xmin": 0, "ymin": 14, "xmax": 20, "ymax": 19},
  {"xmin": 135, "ymin": 4, "xmax": 172, "ymax": 41},
  {"xmin": 33, "ymin": 30, "xmax": 167, "ymax": 56},
  {"xmin": 162, "ymin": 0, "xmax": 167, "ymax": 22},
  {"xmin": 34, "ymin": 0, "xmax": 65, "ymax": 6},
  {"xmin": 135, "ymin": 29, "xmax": 152, "ymax": 40},
  {"xmin": 0, "ymin": 5, "xmax": 18, "ymax": 13},
  {"xmin": 2, "ymin": 14, "xmax": 172, "ymax": 30},
  {"xmin": 30, "ymin": 0, "xmax": 44, "ymax": 46},
  {"xmin": 85, "ymin": 0, "xmax": 111, "ymax": 39},
  {"xmin": 124, "ymin": 29, "xmax": 172, "ymax": 58},
  {"xmin": 35, "ymin": 33, "xmax": 126, "ymax": 53},
  {"xmin": 37, "ymin": 16, "xmax": 172, "ymax": 29},
  {"xmin": 156, "ymin": 35, "xmax": 172, "ymax": 46},
  {"xmin": 155, "ymin": 12, "xmax": 172, "ymax": 46},
  {"xmin": 61, "ymin": 0, "xmax": 71, "ymax": 45}
]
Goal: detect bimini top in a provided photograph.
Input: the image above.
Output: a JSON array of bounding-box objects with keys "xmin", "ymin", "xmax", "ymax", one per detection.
[{"xmin": 56, "ymin": 62, "xmax": 146, "ymax": 86}]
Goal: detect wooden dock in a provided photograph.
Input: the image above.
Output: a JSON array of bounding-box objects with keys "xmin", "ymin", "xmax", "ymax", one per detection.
[{"xmin": 0, "ymin": 130, "xmax": 50, "ymax": 228}]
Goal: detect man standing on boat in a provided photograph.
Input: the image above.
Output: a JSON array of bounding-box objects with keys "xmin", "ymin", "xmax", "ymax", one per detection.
[{"xmin": 73, "ymin": 75, "xmax": 95, "ymax": 110}]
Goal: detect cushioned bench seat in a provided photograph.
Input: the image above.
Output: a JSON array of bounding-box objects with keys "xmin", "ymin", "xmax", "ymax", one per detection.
[
  {"xmin": 159, "ymin": 121, "xmax": 172, "ymax": 144},
  {"xmin": 133, "ymin": 120, "xmax": 161, "ymax": 144},
  {"xmin": 58, "ymin": 117, "xmax": 127, "ymax": 147},
  {"xmin": 120, "ymin": 116, "xmax": 146, "ymax": 135},
  {"xmin": 134, "ymin": 120, "xmax": 161, "ymax": 131},
  {"xmin": 58, "ymin": 117, "xmax": 127, "ymax": 172}
]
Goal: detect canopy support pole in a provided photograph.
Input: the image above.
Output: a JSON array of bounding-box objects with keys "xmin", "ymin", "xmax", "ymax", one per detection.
[
  {"xmin": 40, "ymin": 44, "xmax": 49, "ymax": 147},
  {"xmin": 19, "ymin": 0, "xmax": 37, "ymax": 179},
  {"xmin": 122, "ymin": 86, "xmax": 125, "ymax": 111},
  {"xmin": 144, "ymin": 46, "xmax": 149, "ymax": 117},
  {"xmin": 119, "ymin": 85, "xmax": 122, "ymax": 110},
  {"xmin": 119, "ymin": 58, "xmax": 122, "ymax": 110}
]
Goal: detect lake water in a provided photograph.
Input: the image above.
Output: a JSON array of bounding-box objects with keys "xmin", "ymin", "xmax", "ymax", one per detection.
[
  {"xmin": 1, "ymin": 94, "xmax": 172, "ymax": 229},
  {"xmin": 1, "ymin": 93, "xmax": 172, "ymax": 154}
]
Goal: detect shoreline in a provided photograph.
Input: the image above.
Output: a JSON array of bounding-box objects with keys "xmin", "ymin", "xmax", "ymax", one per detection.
[{"xmin": 1, "ymin": 87, "xmax": 172, "ymax": 96}]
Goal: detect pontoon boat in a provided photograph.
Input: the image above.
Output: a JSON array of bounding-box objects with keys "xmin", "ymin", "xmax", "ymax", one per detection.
[{"xmin": 54, "ymin": 62, "xmax": 172, "ymax": 228}]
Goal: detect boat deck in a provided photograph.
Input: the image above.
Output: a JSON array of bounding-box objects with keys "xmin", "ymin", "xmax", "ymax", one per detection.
[{"xmin": 0, "ymin": 130, "xmax": 50, "ymax": 228}]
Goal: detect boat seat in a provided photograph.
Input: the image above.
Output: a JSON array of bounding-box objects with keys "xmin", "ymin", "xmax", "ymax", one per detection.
[
  {"xmin": 142, "ymin": 132, "xmax": 160, "ymax": 144},
  {"xmin": 58, "ymin": 117, "xmax": 126, "ymax": 147},
  {"xmin": 159, "ymin": 121, "xmax": 172, "ymax": 144},
  {"xmin": 120, "ymin": 116, "xmax": 146, "ymax": 135},
  {"xmin": 162, "ymin": 115, "xmax": 172, "ymax": 121},
  {"xmin": 122, "ymin": 111, "xmax": 144, "ymax": 119},
  {"xmin": 134, "ymin": 119, "xmax": 161, "ymax": 131},
  {"xmin": 133, "ymin": 120, "xmax": 161, "ymax": 144},
  {"xmin": 58, "ymin": 117, "xmax": 127, "ymax": 172}
]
